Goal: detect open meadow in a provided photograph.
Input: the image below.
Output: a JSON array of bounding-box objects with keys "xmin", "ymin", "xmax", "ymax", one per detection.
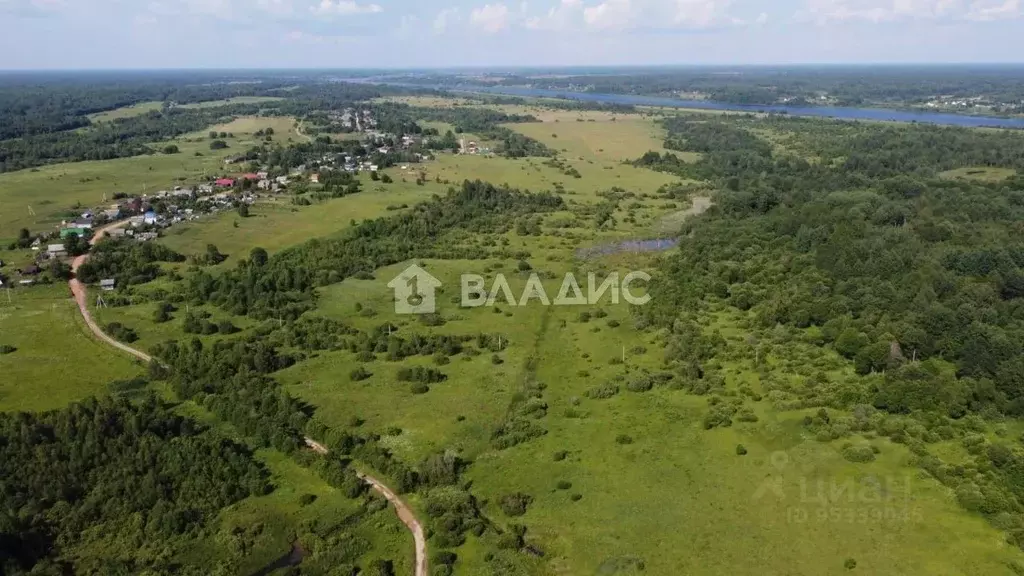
[{"xmin": 0, "ymin": 284, "xmax": 143, "ymax": 412}]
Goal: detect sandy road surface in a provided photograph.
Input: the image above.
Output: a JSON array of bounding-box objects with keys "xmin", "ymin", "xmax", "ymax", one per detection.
[{"xmin": 304, "ymin": 438, "xmax": 428, "ymax": 576}]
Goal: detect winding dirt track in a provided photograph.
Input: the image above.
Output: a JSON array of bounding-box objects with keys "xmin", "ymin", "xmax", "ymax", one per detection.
[
  {"xmin": 70, "ymin": 223, "xmax": 427, "ymax": 576},
  {"xmin": 304, "ymin": 438, "xmax": 428, "ymax": 576}
]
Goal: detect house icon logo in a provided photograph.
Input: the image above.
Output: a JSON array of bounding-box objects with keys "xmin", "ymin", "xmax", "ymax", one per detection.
[{"xmin": 387, "ymin": 264, "xmax": 442, "ymax": 314}]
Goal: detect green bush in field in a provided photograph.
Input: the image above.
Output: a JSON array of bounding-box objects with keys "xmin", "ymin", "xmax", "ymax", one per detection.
[
  {"xmin": 585, "ymin": 383, "xmax": 620, "ymax": 399},
  {"xmin": 499, "ymin": 492, "xmax": 533, "ymax": 517},
  {"xmin": 842, "ymin": 444, "xmax": 876, "ymax": 463}
]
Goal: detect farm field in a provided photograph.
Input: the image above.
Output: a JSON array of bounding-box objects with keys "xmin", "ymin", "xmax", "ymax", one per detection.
[{"xmin": 0, "ymin": 284, "xmax": 143, "ymax": 412}]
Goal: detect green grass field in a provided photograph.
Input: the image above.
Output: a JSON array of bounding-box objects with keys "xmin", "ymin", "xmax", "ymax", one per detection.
[
  {"xmin": 87, "ymin": 101, "xmax": 165, "ymax": 122},
  {"xmin": 178, "ymin": 96, "xmax": 285, "ymax": 109},
  {"xmin": 0, "ymin": 284, "xmax": 143, "ymax": 412},
  {"xmin": 939, "ymin": 166, "xmax": 1017, "ymax": 182},
  {"xmin": 157, "ymin": 184, "xmax": 435, "ymax": 264}
]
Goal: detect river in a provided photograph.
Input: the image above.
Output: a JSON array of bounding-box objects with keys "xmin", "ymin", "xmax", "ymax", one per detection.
[{"xmin": 350, "ymin": 79, "xmax": 1024, "ymax": 129}]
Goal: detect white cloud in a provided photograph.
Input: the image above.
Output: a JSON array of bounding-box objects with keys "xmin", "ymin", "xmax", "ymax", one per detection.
[
  {"xmin": 311, "ymin": 0, "xmax": 382, "ymax": 16},
  {"xmin": 470, "ymin": 3, "xmax": 511, "ymax": 32},
  {"xmin": 525, "ymin": 0, "xmax": 582, "ymax": 30},
  {"xmin": 798, "ymin": 0, "xmax": 1021, "ymax": 22},
  {"xmin": 583, "ymin": 0, "xmax": 633, "ymax": 30}
]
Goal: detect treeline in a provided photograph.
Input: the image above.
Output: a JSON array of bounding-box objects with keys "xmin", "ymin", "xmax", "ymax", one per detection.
[
  {"xmin": 77, "ymin": 238, "xmax": 184, "ymax": 287},
  {"xmin": 0, "ymin": 395, "xmax": 270, "ymax": 573},
  {"xmin": 0, "ymin": 104, "xmax": 268, "ymax": 172},
  {"xmin": 183, "ymin": 180, "xmax": 564, "ymax": 319},
  {"xmin": 0, "ymin": 71, "xmax": 296, "ymax": 140}
]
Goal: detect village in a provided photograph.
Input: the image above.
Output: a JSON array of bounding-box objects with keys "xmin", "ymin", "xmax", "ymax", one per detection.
[{"xmin": 0, "ymin": 115, "xmax": 461, "ymax": 291}]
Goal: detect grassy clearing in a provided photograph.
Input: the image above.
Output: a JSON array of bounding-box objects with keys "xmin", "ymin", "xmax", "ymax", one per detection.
[
  {"xmin": 87, "ymin": 101, "xmax": 164, "ymax": 122},
  {"xmin": 158, "ymin": 183, "xmax": 436, "ymax": 264},
  {"xmin": 939, "ymin": 166, "xmax": 1017, "ymax": 182},
  {"xmin": 0, "ymin": 284, "xmax": 143, "ymax": 412},
  {"xmin": 178, "ymin": 96, "xmax": 285, "ymax": 109}
]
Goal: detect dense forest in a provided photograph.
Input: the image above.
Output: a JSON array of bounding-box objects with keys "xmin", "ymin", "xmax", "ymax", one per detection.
[
  {"xmin": 638, "ymin": 113, "xmax": 1024, "ymax": 547},
  {"xmin": 0, "ymin": 396, "xmax": 270, "ymax": 574}
]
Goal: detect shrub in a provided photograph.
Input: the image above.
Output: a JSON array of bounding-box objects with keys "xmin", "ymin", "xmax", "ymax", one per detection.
[
  {"xmin": 517, "ymin": 260, "xmax": 532, "ymax": 272},
  {"xmin": 615, "ymin": 434, "xmax": 634, "ymax": 445},
  {"xmin": 627, "ymin": 376, "xmax": 654, "ymax": 393},
  {"xmin": 0, "ymin": 345, "xmax": 16, "ymax": 355},
  {"xmin": 105, "ymin": 322, "xmax": 138, "ymax": 343},
  {"xmin": 607, "ymin": 319, "xmax": 621, "ymax": 328},
  {"xmin": 299, "ymin": 493, "xmax": 317, "ymax": 506},
  {"xmin": 410, "ymin": 383, "xmax": 430, "ymax": 394},
  {"xmin": 736, "ymin": 444, "xmax": 748, "ymax": 455},
  {"xmin": 356, "ymin": 350, "xmax": 376, "ymax": 362},
  {"xmin": 844, "ymin": 558, "xmax": 857, "ymax": 570},
  {"xmin": 842, "ymin": 444, "xmax": 876, "ymax": 463},
  {"xmin": 556, "ymin": 480, "xmax": 572, "ymax": 490},
  {"xmin": 585, "ymin": 383, "xmax": 620, "ymax": 399},
  {"xmin": 553, "ymin": 450, "xmax": 569, "ymax": 461},
  {"xmin": 350, "ymin": 366, "xmax": 372, "ymax": 381},
  {"xmin": 491, "ymin": 354, "xmax": 504, "ymax": 365},
  {"xmin": 570, "ymin": 493, "xmax": 583, "ymax": 502},
  {"xmin": 499, "ymin": 492, "xmax": 533, "ymax": 517},
  {"xmin": 431, "ymin": 551, "xmax": 457, "ymax": 566}
]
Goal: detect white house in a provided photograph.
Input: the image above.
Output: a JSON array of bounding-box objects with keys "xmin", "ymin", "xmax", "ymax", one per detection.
[{"xmin": 100, "ymin": 279, "xmax": 116, "ymax": 291}]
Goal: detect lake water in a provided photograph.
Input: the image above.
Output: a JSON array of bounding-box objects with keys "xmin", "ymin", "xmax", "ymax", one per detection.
[
  {"xmin": 576, "ymin": 238, "xmax": 679, "ymax": 260},
  {"xmin": 353, "ymin": 79, "xmax": 1024, "ymax": 129}
]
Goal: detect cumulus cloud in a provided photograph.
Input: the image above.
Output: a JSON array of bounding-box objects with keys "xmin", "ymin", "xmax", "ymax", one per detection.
[
  {"xmin": 470, "ymin": 3, "xmax": 511, "ymax": 32},
  {"xmin": 523, "ymin": 0, "xmax": 746, "ymax": 32},
  {"xmin": 311, "ymin": 0, "xmax": 382, "ymax": 16},
  {"xmin": 797, "ymin": 0, "xmax": 1020, "ymax": 22},
  {"xmin": 525, "ymin": 0, "xmax": 582, "ymax": 29}
]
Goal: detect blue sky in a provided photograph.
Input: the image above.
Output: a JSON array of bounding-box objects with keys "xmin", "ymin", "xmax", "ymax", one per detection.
[{"xmin": 0, "ymin": 0, "xmax": 1021, "ymax": 69}]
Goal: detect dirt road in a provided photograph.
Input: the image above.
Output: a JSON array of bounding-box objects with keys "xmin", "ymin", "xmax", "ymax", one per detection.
[
  {"xmin": 304, "ymin": 438, "xmax": 428, "ymax": 576},
  {"xmin": 68, "ymin": 226, "xmax": 426, "ymax": 576},
  {"xmin": 69, "ymin": 221, "xmax": 152, "ymax": 363}
]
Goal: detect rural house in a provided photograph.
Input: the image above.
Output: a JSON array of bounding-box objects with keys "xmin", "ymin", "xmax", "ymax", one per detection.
[
  {"xmin": 47, "ymin": 244, "xmax": 66, "ymax": 258},
  {"xmin": 100, "ymin": 279, "xmax": 116, "ymax": 291}
]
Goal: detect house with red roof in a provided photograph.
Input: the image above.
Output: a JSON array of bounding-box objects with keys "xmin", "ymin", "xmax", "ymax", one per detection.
[
  {"xmin": 241, "ymin": 173, "xmax": 260, "ymax": 181},
  {"xmin": 215, "ymin": 178, "xmax": 235, "ymax": 187}
]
